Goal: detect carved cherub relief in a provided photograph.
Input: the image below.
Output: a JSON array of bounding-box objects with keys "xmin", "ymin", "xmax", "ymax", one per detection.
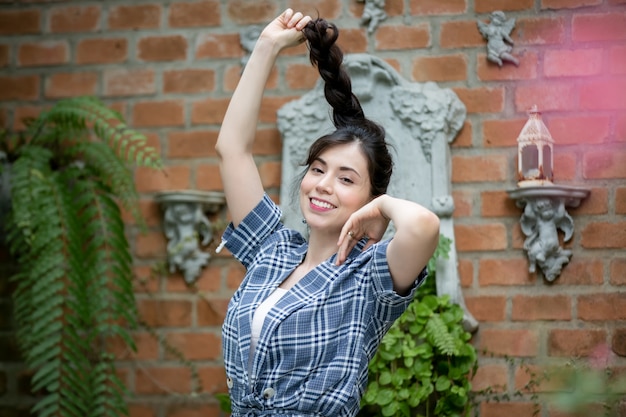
[
  {"xmin": 357, "ymin": 0, "xmax": 387, "ymax": 34},
  {"xmin": 163, "ymin": 202, "xmax": 213, "ymax": 283},
  {"xmin": 520, "ymin": 197, "xmax": 574, "ymax": 282},
  {"xmin": 477, "ymin": 11, "xmax": 520, "ymax": 67}
]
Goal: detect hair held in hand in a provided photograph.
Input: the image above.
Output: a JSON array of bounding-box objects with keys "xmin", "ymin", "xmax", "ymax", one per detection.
[
  {"xmin": 302, "ymin": 18, "xmax": 392, "ymax": 197},
  {"xmin": 303, "ymin": 19, "xmax": 365, "ymax": 128}
]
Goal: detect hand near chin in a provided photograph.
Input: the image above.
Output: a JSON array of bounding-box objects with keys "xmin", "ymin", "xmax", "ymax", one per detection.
[{"xmin": 335, "ymin": 196, "xmax": 390, "ymax": 265}]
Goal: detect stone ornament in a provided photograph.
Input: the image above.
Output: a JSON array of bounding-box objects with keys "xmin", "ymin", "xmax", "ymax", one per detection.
[
  {"xmin": 509, "ymin": 186, "xmax": 589, "ymax": 282},
  {"xmin": 277, "ymin": 53, "xmax": 478, "ymax": 332},
  {"xmin": 522, "ymin": 197, "xmax": 573, "ymax": 281},
  {"xmin": 155, "ymin": 190, "xmax": 225, "ymax": 284},
  {"xmin": 477, "ymin": 10, "xmax": 520, "ymax": 67},
  {"xmin": 508, "ymin": 106, "xmax": 590, "ymax": 282},
  {"xmin": 357, "ymin": 0, "xmax": 387, "ymax": 34}
]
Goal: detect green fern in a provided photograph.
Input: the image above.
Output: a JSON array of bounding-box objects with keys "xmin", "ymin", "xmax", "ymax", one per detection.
[
  {"xmin": 426, "ymin": 313, "xmax": 459, "ymax": 356},
  {"xmin": 3, "ymin": 96, "xmax": 161, "ymax": 417}
]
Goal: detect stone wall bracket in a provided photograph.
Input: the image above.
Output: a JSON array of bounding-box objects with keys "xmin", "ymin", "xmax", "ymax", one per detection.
[
  {"xmin": 507, "ymin": 185, "xmax": 590, "ymax": 282},
  {"xmin": 155, "ymin": 190, "xmax": 225, "ymax": 284}
]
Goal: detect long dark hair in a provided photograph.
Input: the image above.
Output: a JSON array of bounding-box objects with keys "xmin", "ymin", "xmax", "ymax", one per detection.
[{"xmin": 301, "ymin": 18, "xmax": 393, "ymax": 197}]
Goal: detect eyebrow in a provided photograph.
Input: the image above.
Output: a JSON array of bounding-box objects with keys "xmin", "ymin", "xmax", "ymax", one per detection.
[{"xmin": 315, "ymin": 157, "xmax": 362, "ymax": 178}]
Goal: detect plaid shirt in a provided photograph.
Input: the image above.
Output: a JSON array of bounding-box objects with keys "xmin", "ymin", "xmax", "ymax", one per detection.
[{"xmin": 221, "ymin": 194, "xmax": 426, "ymax": 417}]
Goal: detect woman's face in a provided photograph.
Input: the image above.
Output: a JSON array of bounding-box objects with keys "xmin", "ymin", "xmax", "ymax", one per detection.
[{"xmin": 300, "ymin": 142, "xmax": 372, "ymax": 235}]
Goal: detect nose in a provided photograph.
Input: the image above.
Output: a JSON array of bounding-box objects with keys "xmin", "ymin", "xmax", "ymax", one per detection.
[{"xmin": 315, "ymin": 174, "xmax": 332, "ymax": 194}]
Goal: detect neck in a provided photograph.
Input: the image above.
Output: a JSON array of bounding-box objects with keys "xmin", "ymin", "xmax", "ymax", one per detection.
[{"xmin": 304, "ymin": 229, "xmax": 340, "ymax": 266}]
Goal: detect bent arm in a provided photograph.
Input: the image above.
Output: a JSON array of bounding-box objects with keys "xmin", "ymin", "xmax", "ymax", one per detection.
[
  {"xmin": 336, "ymin": 195, "xmax": 440, "ymax": 295},
  {"xmin": 215, "ymin": 9, "xmax": 310, "ymax": 226},
  {"xmin": 380, "ymin": 196, "xmax": 440, "ymax": 295}
]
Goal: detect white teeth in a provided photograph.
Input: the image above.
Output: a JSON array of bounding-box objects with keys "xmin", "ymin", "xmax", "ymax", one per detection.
[{"xmin": 311, "ymin": 198, "xmax": 334, "ymax": 209}]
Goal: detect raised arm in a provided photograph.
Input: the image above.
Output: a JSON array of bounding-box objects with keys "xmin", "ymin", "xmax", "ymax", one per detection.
[{"xmin": 215, "ymin": 9, "xmax": 311, "ymax": 226}]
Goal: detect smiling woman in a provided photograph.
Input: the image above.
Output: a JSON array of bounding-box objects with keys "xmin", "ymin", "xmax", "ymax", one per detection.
[
  {"xmin": 214, "ymin": 8, "xmax": 440, "ymax": 417},
  {"xmin": 299, "ymin": 142, "xmax": 371, "ymax": 235}
]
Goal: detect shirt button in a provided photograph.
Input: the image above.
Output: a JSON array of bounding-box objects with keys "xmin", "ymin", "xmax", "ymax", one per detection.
[
  {"xmin": 262, "ymin": 387, "xmax": 275, "ymax": 399},
  {"xmin": 226, "ymin": 376, "xmax": 233, "ymax": 389}
]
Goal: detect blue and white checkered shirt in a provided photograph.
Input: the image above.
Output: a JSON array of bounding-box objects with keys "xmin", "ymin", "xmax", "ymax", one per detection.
[{"xmin": 221, "ymin": 194, "xmax": 426, "ymax": 417}]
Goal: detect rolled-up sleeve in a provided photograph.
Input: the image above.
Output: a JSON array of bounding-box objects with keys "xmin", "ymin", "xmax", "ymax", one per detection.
[
  {"xmin": 222, "ymin": 194, "xmax": 283, "ymax": 269},
  {"xmin": 369, "ymin": 240, "xmax": 427, "ymax": 323}
]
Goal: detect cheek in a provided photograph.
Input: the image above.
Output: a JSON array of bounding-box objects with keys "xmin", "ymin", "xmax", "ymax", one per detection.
[
  {"xmin": 299, "ymin": 175, "xmax": 313, "ymax": 194},
  {"xmin": 341, "ymin": 187, "xmax": 371, "ymax": 209}
]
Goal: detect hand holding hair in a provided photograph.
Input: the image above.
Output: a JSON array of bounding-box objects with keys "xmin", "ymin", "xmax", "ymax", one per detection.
[{"xmin": 258, "ymin": 8, "xmax": 312, "ymax": 52}]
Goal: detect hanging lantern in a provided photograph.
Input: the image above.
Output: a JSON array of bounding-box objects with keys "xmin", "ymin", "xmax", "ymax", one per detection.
[{"xmin": 517, "ymin": 105, "xmax": 554, "ymax": 187}]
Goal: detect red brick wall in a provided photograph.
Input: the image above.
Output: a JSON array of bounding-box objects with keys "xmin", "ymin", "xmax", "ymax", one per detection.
[{"xmin": 0, "ymin": 1, "xmax": 624, "ymax": 416}]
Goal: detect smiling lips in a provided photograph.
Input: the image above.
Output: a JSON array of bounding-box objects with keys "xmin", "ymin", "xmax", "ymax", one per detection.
[{"xmin": 310, "ymin": 198, "xmax": 336, "ymax": 211}]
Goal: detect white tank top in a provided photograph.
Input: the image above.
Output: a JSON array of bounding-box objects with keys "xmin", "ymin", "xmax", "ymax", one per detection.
[{"xmin": 248, "ymin": 287, "xmax": 288, "ymax": 374}]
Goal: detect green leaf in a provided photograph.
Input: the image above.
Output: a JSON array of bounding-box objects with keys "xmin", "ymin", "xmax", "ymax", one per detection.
[
  {"xmin": 379, "ymin": 371, "xmax": 392, "ymax": 386},
  {"xmin": 436, "ymin": 375, "xmax": 452, "ymax": 391},
  {"xmin": 375, "ymin": 388, "xmax": 395, "ymax": 406},
  {"xmin": 381, "ymin": 401, "xmax": 399, "ymax": 416}
]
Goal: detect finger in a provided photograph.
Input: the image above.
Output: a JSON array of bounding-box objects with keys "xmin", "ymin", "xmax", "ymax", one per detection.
[
  {"xmin": 282, "ymin": 8, "xmax": 294, "ymax": 23},
  {"xmin": 336, "ymin": 239, "xmax": 354, "ymax": 265},
  {"xmin": 287, "ymin": 11, "xmax": 303, "ymax": 28},
  {"xmin": 361, "ymin": 237, "xmax": 377, "ymax": 251},
  {"xmin": 337, "ymin": 224, "xmax": 352, "ymax": 247},
  {"xmin": 336, "ymin": 230, "xmax": 359, "ymax": 265},
  {"xmin": 295, "ymin": 15, "xmax": 312, "ymax": 30}
]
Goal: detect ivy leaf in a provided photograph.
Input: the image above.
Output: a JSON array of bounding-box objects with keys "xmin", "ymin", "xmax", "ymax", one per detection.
[
  {"xmin": 436, "ymin": 375, "xmax": 451, "ymax": 391},
  {"xmin": 375, "ymin": 388, "xmax": 395, "ymax": 406},
  {"xmin": 381, "ymin": 401, "xmax": 399, "ymax": 416},
  {"xmin": 379, "ymin": 371, "xmax": 392, "ymax": 386}
]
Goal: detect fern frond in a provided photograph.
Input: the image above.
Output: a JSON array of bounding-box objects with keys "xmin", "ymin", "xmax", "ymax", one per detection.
[
  {"xmin": 5, "ymin": 146, "xmax": 54, "ymax": 251},
  {"xmin": 57, "ymin": 168, "xmax": 135, "ymax": 417},
  {"xmin": 7, "ymin": 161, "xmax": 73, "ymax": 417},
  {"xmin": 426, "ymin": 314, "xmax": 459, "ymax": 356},
  {"xmin": 40, "ymin": 96, "xmax": 162, "ymax": 169},
  {"xmin": 69, "ymin": 140, "xmax": 143, "ymax": 226}
]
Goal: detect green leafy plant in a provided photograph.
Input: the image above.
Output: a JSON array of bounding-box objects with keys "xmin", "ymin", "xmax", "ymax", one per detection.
[
  {"xmin": 359, "ymin": 236, "xmax": 478, "ymax": 417},
  {"xmin": 0, "ymin": 96, "xmax": 161, "ymax": 417}
]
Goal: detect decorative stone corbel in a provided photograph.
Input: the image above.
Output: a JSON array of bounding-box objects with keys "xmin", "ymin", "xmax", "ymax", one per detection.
[
  {"xmin": 507, "ymin": 106, "xmax": 590, "ymax": 281},
  {"xmin": 508, "ymin": 186, "xmax": 589, "ymax": 282},
  {"xmin": 155, "ymin": 190, "xmax": 225, "ymax": 284}
]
